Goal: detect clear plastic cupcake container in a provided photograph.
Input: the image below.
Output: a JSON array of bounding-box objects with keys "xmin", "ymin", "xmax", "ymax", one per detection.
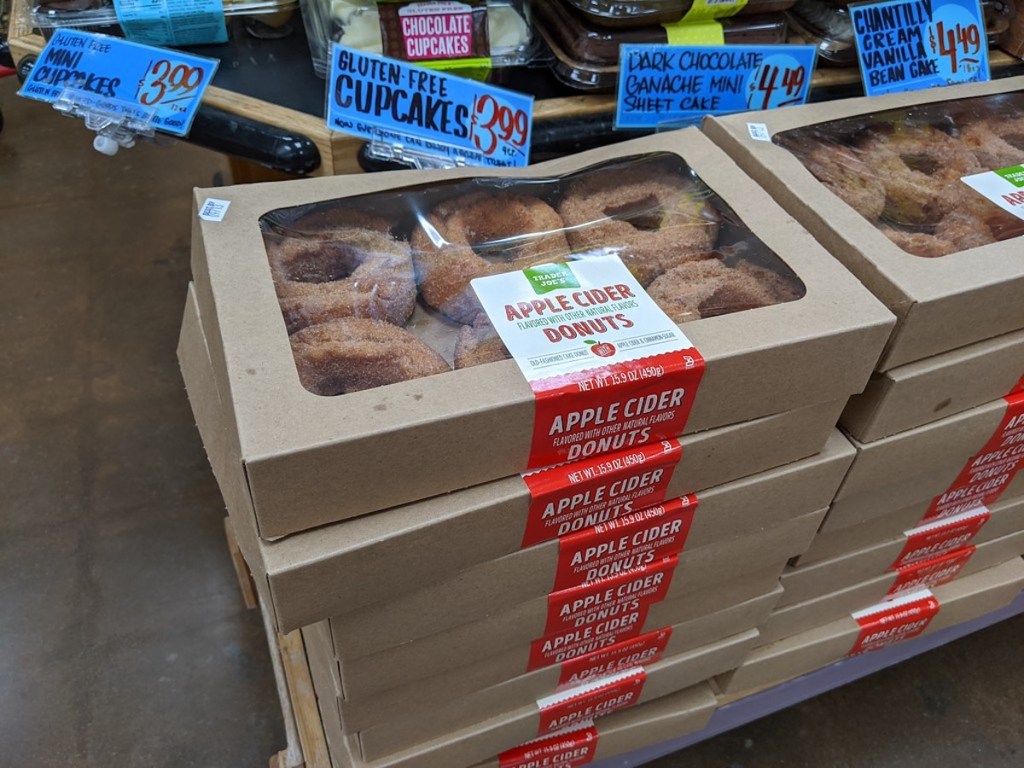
[{"xmin": 565, "ymin": 0, "xmax": 797, "ymax": 27}]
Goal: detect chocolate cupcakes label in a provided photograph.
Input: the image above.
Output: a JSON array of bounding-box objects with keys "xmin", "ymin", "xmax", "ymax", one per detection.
[
  {"xmin": 848, "ymin": 589, "xmax": 940, "ymax": 655},
  {"xmin": 471, "ymin": 256, "xmax": 704, "ymax": 470}
]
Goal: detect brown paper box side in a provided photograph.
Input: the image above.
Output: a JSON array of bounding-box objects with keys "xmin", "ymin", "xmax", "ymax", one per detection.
[
  {"xmin": 332, "ymin": 584, "xmax": 782, "ymax": 734},
  {"xmin": 350, "ymin": 589, "xmax": 780, "ymax": 755},
  {"xmin": 782, "ymin": 494, "xmax": 1024, "ymax": 604},
  {"xmin": 840, "ymin": 329, "xmax": 1024, "ymax": 443},
  {"xmin": 327, "ymin": 507, "xmax": 829, "ymax": 682},
  {"xmin": 762, "ymin": 530, "xmax": 1024, "ymax": 644},
  {"xmin": 702, "ymin": 77, "xmax": 1024, "ymax": 370},
  {"xmin": 717, "ymin": 557, "xmax": 1024, "ymax": 695},
  {"xmin": 189, "ymin": 127, "xmax": 895, "ymax": 540}
]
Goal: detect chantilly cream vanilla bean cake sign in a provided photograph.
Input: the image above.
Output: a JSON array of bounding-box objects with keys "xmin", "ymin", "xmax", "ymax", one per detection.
[{"xmin": 471, "ymin": 255, "xmax": 705, "ymax": 469}]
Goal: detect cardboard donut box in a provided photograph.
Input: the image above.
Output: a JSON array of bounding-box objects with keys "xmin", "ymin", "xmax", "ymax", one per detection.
[
  {"xmin": 184, "ymin": 126, "xmax": 894, "ymax": 545},
  {"xmin": 703, "ymin": 77, "xmax": 1024, "ymax": 372},
  {"xmin": 717, "ymin": 557, "xmax": 1024, "ymax": 695}
]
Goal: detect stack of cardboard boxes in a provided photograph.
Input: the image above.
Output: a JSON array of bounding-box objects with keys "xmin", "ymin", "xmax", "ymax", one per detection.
[
  {"xmin": 177, "ymin": 128, "xmax": 900, "ymax": 767},
  {"xmin": 707, "ymin": 78, "xmax": 1024, "ymax": 696}
]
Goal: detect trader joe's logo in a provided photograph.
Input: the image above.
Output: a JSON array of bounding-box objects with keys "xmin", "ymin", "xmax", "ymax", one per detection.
[
  {"xmin": 995, "ymin": 165, "xmax": 1024, "ymax": 188},
  {"xmin": 524, "ymin": 263, "xmax": 580, "ymax": 294}
]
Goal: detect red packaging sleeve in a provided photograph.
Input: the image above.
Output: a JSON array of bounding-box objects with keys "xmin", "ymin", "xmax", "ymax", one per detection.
[
  {"xmin": 552, "ymin": 496, "xmax": 696, "ymax": 593},
  {"xmin": 886, "ymin": 546, "xmax": 976, "ymax": 597},
  {"xmin": 498, "ymin": 723, "xmax": 600, "ymax": 768},
  {"xmin": 889, "ymin": 507, "xmax": 990, "ymax": 569},
  {"xmin": 557, "ymin": 628, "xmax": 672, "ymax": 689},
  {"xmin": 536, "ymin": 668, "xmax": 647, "ymax": 735},
  {"xmin": 521, "ymin": 440, "xmax": 682, "ymax": 548},
  {"xmin": 848, "ymin": 590, "xmax": 940, "ymax": 655},
  {"xmin": 529, "ymin": 351, "xmax": 704, "ymax": 470}
]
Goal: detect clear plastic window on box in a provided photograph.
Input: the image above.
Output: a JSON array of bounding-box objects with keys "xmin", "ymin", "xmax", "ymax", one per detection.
[{"xmin": 258, "ymin": 152, "xmax": 806, "ymax": 396}]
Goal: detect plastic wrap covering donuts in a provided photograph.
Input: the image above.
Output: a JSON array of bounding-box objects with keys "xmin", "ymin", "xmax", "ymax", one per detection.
[
  {"xmin": 786, "ymin": 0, "xmax": 1016, "ymax": 67},
  {"xmin": 564, "ymin": 0, "xmax": 797, "ymax": 27},
  {"xmin": 300, "ymin": 0, "xmax": 536, "ymax": 78},
  {"xmin": 774, "ymin": 93, "xmax": 1024, "ymax": 258},
  {"xmin": 534, "ymin": 0, "xmax": 789, "ymax": 91},
  {"xmin": 260, "ymin": 152, "xmax": 806, "ymax": 396}
]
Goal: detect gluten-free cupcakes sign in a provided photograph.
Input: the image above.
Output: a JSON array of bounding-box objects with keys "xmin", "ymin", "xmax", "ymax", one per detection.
[{"xmin": 472, "ymin": 256, "xmax": 705, "ymax": 468}]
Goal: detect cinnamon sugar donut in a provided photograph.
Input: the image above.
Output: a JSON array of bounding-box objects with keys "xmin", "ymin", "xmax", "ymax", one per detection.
[
  {"xmin": 795, "ymin": 138, "xmax": 886, "ymax": 222},
  {"xmin": 455, "ymin": 314, "xmax": 510, "ymax": 369},
  {"xmin": 879, "ymin": 226, "xmax": 955, "ymax": 258},
  {"xmin": 558, "ymin": 162, "xmax": 720, "ymax": 286},
  {"xmin": 265, "ymin": 213, "xmax": 416, "ymax": 334},
  {"xmin": 857, "ymin": 126, "xmax": 981, "ymax": 226},
  {"xmin": 958, "ymin": 122, "xmax": 1024, "ymax": 170},
  {"xmin": 412, "ymin": 192, "xmax": 571, "ymax": 324},
  {"xmin": 290, "ymin": 318, "xmax": 450, "ymax": 395},
  {"xmin": 646, "ymin": 259, "xmax": 801, "ymax": 324}
]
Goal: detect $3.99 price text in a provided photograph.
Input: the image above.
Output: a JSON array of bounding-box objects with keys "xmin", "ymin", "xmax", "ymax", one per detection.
[
  {"xmin": 929, "ymin": 20, "xmax": 982, "ymax": 75},
  {"xmin": 469, "ymin": 93, "xmax": 529, "ymax": 158},
  {"xmin": 137, "ymin": 59, "xmax": 208, "ymax": 110}
]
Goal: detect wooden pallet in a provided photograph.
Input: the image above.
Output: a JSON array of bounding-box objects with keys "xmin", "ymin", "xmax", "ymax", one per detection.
[{"xmin": 225, "ymin": 519, "xmax": 332, "ymax": 768}]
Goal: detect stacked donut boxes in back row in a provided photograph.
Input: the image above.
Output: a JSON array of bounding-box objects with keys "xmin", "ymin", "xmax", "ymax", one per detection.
[
  {"xmin": 704, "ymin": 76, "xmax": 1024, "ymax": 695},
  {"xmin": 177, "ymin": 81, "xmax": 1017, "ymax": 768}
]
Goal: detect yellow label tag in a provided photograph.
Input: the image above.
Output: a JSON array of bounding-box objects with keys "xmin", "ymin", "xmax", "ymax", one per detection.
[
  {"xmin": 420, "ymin": 57, "xmax": 493, "ymax": 82},
  {"xmin": 679, "ymin": 0, "xmax": 748, "ymax": 22},
  {"xmin": 662, "ymin": 20, "xmax": 726, "ymax": 46}
]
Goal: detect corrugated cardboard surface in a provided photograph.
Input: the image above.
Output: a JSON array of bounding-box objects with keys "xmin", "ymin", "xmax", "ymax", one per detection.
[
  {"xmin": 717, "ymin": 558, "xmax": 1024, "ymax": 694},
  {"xmin": 798, "ymin": 474, "xmax": 1024, "ymax": 565},
  {"xmin": 826, "ymin": 398, "xmax": 1011, "ymax": 533},
  {"xmin": 330, "ymin": 565, "xmax": 785, "ymax": 712},
  {"xmin": 179, "ymin": 280, "xmax": 849, "ymax": 635},
  {"xmin": 188, "ymin": 126, "xmax": 894, "ymax": 540},
  {"xmin": 841, "ymin": 330, "xmax": 1024, "ymax": 442},
  {"xmin": 783, "ymin": 495, "xmax": 1024, "ymax": 605},
  {"xmin": 704, "ymin": 76, "xmax": 1024, "ymax": 371},
  {"xmin": 762, "ymin": 530, "xmax": 1024, "ymax": 644},
  {"xmin": 331, "ymin": 585, "xmax": 782, "ymax": 734},
  {"xmin": 469, "ymin": 683, "xmax": 718, "ymax": 768},
  {"xmin": 328, "ymin": 507, "xmax": 829, "ymax": 689},
  {"xmin": 352, "ymin": 591, "xmax": 778, "ymax": 758}
]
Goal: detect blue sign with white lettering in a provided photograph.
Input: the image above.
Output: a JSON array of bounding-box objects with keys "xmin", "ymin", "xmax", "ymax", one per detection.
[
  {"xmin": 851, "ymin": 0, "xmax": 990, "ymax": 97},
  {"xmin": 19, "ymin": 28, "xmax": 218, "ymax": 136},
  {"xmin": 615, "ymin": 44, "xmax": 818, "ymax": 130},
  {"xmin": 326, "ymin": 44, "xmax": 533, "ymax": 168}
]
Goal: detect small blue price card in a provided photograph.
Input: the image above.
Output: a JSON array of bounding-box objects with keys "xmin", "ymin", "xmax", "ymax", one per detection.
[
  {"xmin": 326, "ymin": 44, "xmax": 533, "ymax": 168},
  {"xmin": 114, "ymin": 0, "xmax": 228, "ymax": 47},
  {"xmin": 615, "ymin": 44, "xmax": 818, "ymax": 130},
  {"xmin": 19, "ymin": 28, "xmax": 218, "ymax": 136},
  {"xmin": 851, "ymin": 0, "xmax": 990, "ymax": 97}
]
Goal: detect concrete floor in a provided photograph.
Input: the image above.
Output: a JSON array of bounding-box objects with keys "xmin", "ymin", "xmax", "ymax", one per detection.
[{"xmin": 1, "ymin": 78, "xmax": 1022, "ymax": 767}]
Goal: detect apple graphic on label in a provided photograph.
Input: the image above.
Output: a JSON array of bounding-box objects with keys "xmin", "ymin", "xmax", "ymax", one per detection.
[{"xmin": 585, "ymin": 340, "xmax": 616, "ymax": 358}]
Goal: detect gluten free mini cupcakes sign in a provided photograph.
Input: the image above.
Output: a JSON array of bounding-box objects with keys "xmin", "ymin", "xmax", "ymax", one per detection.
[{"xmin": 472, "ymin": 256, "xmax": 705, "ymax": 468}]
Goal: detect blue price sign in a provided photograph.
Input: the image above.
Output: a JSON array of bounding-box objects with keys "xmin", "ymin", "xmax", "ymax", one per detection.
[
  {"xmin": 326, "ymin": 44, "xmax": 533, "ymax": 168},
  {"xmin": 851, "ymin": 0, "xmax": 990, "ymax": 96},
  {"xmin": 19, "ymin": 28, "xmax": 217, "ymax": 136},
  {"xmin": 615, "ymin": 44, "xmax": 818, "ymax": 130}
]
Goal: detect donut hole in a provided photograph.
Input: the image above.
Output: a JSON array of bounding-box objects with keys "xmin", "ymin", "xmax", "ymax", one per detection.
[
  {"xmin": 602, "ymin": 195, "xmax": 664, "ymax": 231},
  {"xmin": 899, "ymin": 153, "xmax": 940, "ymax": 176},
  {"xmin": 280, "ymin": 243, "xmax": 364, "ymax": 284}
]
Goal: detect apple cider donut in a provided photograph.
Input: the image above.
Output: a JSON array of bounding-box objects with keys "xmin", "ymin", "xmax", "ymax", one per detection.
[
  {"xmin": 454, "ymin": 314, "xmax": 511, "ymax": 369},
  {"xmin": 958, "ymin": 122, "xmax": 1024, "ymax": 171},
  {"xmin": 645, "ymin": 259, "xmax": 800, "ymax": 324},
  {"xmin": 857, "ymin": 125, "xmax": 981, "ymax": 226},
  {"xmin": 558, "ymin": 162, "xmax": 719, "ymax": 286},
  {"xmin": 290, "ymin": 318, "xmax": 450, "ymax": 395},
  {"xmin": 411, "ymin": 192, "xmax": 572, "ymax": 324},
  {"xmin": 879, "ymin": 226, "xmax": 956, "ymax": 258},
  {"xmin": 265, "ymin": 215, "xmax": 416, "ymax": 334},
  {"xmin": 797, "ymin": 138, "xmax": 886, "ymax": 222}
]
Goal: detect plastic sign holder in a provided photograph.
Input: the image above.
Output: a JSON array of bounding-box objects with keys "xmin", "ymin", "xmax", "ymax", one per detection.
[{"xmin": 19, "ymin": 28, "xmax": 218, "ymax": 155}]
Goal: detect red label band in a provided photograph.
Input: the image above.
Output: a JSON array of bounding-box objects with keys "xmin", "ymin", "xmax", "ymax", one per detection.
[
  {"xmin": 889, "ymin": 508, "xmax": 990, "ymax": 569},
  {"xmin": 498, "ymin": 725, "xmax": 600, "ymax": 768},
  {"xmin": 849, "ymin": 591, "xmax": 940, "ymax": 655},
  {"xmin": 542, "ymin": 556, "xmax": 678, "ymax": 639},
  {"xmin": 521, "ymin": 440, "xmax": 682, "ymax": 548},
  {"xmin": 528, "ymin": 350, "xmax": 705, "ymax": 470},
  {"xmin": 536, "ymin": 669, "xmax": 647, "ymax": 735},
  {"xmin": 921, "ymin": 393, "xmax": 1024, "ymax": 522},
  {"xmin": 557, "ymin": 628, "xmax": 672, "ymax": 689},
  {"xmin": 886, "ymin": 546, "xmax": 976, "ymax": 598},
  {"xmin": 552, "ymin": 496, "xmax": 696, "ymax": 593},
  {"xmin": 1009, "ymin": 374, "xmax": 1024, "ymax": 396},
  {"xmin": 528, "ymin": 560, "xmax": 677, "ymax": 673}
]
